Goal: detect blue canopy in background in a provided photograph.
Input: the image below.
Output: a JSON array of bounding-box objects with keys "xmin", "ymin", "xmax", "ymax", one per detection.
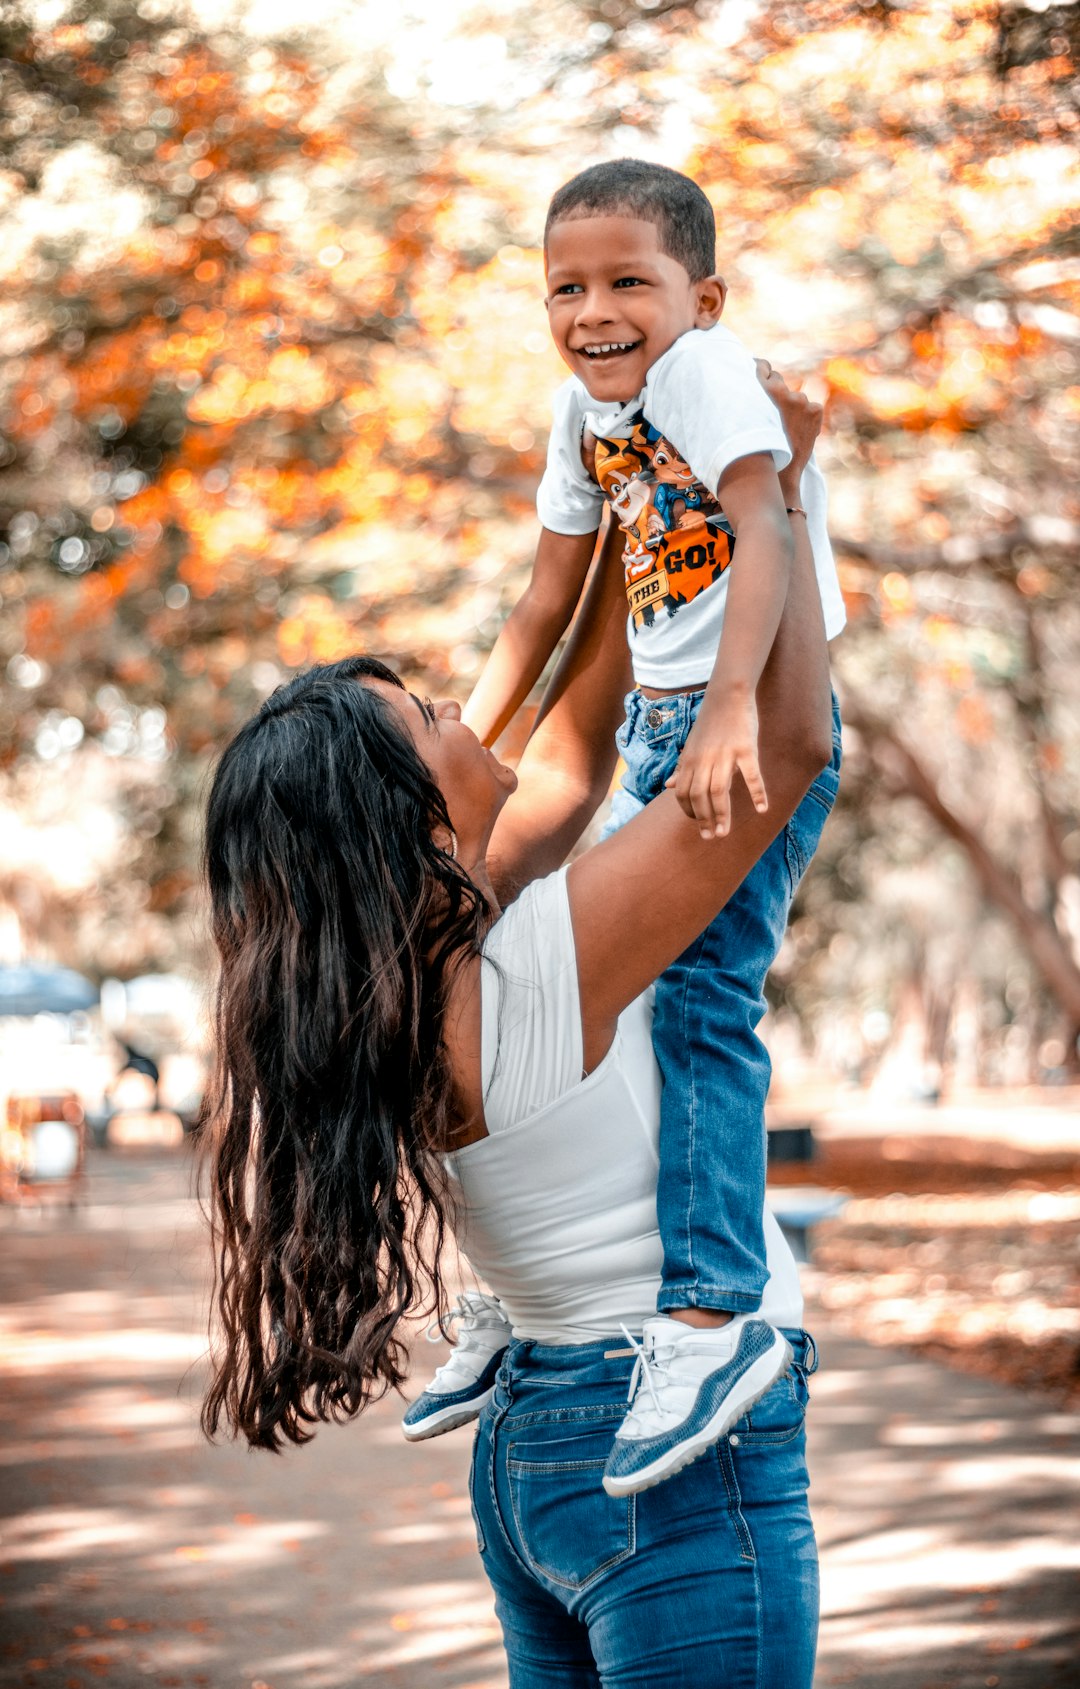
[{"xmin": 0, "ymin": 966, "xmax": 99, "ymax": 1017}]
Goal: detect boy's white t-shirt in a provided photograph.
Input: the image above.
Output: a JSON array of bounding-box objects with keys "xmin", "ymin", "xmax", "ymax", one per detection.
[{"xmin": 537, "ymin": 325, "xmax": 847, "ymax": 689}]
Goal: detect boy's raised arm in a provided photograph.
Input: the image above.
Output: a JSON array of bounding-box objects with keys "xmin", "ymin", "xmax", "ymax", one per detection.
[
  {"xmin": 487, "ymin": 519, "xmax": 629, "ymax": 898},
  {"xmin": 666, "ymin": 451, "xmax": 793, "ymax": 838},
  {"xmin": 462, "ymin": 525, "xmax": 599, "ymax": 747}
]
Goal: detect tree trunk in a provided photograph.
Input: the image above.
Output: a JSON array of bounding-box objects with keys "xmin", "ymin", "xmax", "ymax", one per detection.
[{"xmin": 843, "ymin": 697, "xmax": 1080, "ymax": 1029}]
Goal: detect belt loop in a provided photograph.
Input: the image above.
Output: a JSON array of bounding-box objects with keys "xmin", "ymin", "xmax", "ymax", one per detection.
[
  {"xmin": 492, "ymin": 1368, "xmax": 511, "ymax": 1422},
  {"xmin": 803, "ymin": 1333, "xmax": 819, "ymax": 1376},
  {"xmin": 500, "ymin": 1336, "xmax": 530, "ymax": 1402},
  {"xmin": 493, "ymin": 1344, "xmax": 514, "ymax": 1413}
]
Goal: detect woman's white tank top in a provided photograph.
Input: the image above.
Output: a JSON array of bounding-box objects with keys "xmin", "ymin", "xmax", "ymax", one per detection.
[{"xmin": 445, "ymin": 869, "xmax": 803, "ymax": 1343}]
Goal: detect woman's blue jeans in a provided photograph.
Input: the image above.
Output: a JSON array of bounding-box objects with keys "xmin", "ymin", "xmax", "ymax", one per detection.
[
  {"xmin": 600, "ymin": 690, "xmax": 843, "ymax": 1313},
  {"xmin": 470, "ymin": 1332, "xmax": 820, "ymax": 1687}
]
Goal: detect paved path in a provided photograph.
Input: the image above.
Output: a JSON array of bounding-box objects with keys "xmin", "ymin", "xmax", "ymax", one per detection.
[{"xmin": 1, "ymin": 1151, "xmax": 1077, "ymax": 1688}]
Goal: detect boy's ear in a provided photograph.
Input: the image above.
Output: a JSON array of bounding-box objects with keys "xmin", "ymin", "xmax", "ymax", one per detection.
[{"xmin": 694, "ymin": 274, "xmax": 727, "ymax": 328}]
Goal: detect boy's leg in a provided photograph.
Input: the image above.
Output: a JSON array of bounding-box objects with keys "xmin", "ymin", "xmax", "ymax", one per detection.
[
  {"xmin": 603, "ymin": 696, "xmax": 841, "ymax": 1496},
  {"xmin": 656, "ymin": 692, "xmax": 841, "ymax": 1312},
  {"xmin": 598, "ymin": 688, "xmax": 685, "ymax": 843},
  {"xmin": 653, "ymin": 827, "xmax": 790, "ymax": 1312}
]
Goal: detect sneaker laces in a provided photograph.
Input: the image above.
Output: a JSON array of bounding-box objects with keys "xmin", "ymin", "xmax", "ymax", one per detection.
[
  {"xmin": 621, "ymin": 1324, "xmax": 664, "ymax": 1419},
  {"xmin": 425, "ymin": 1290, "xmax": 506, "ymax": 1350},
  {"xmin": 417, "ymin": 1292, "xmax": 509, "ymax": 1395},
  {"xmin": 619, "ymin": 1320, "xmax": 739, "ymax": 1435}
]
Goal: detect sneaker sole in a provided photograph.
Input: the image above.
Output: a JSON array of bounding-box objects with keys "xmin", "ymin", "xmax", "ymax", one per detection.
[
  {"xmin": 401, "ymin": 1385, "xmax": 496, "ymax": 1442},
  {"xmin": 602, "ymin": 1331, "xmax": 794, "ymax": 1497}
]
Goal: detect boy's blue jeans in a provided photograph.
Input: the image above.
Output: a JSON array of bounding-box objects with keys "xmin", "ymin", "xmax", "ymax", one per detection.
[
  {"xmin": 470, "ymin": 1331, "xmax": 820, "ymax": 1686},
  {"xmin": 600, "ymin": 688, "xmax": 843, "ymax": 1313}
]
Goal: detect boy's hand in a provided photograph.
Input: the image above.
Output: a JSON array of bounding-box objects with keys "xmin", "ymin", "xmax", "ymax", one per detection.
[
  {"xmin": 661, "ymin": 365, "xmax": 819, "ymax": 839},
  {"xmin": 665, "ymin": 685, "xmax": 767, "ymax": 839}
]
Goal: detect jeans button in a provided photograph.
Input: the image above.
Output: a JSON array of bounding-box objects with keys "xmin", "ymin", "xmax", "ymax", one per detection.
[
  {"xmin": 647, "ymin": 708, "xmax": 664, "ymax": 729},
  {"xmin": 729, "ymin": 1433, "xmax": 741, "ymax": 1446}
]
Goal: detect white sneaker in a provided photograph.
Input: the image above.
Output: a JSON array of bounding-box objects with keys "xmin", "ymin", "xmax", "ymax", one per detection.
[
  {"xmin": 401, "ymin": 1291, "xmax": 512, "ymax": 1441},
  {"xmin": 602, "ymin": 1313, "xmax": 792, "ymax": 1496}
]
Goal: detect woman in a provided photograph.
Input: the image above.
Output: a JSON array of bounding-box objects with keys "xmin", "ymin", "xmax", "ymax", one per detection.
[{"xmin": 200, "ymin": 370, "xmax": 835, "ymax": 1686}]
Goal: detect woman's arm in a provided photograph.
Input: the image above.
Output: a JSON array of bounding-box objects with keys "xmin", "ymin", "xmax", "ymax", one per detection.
[
  {"xmin": 487, "ymin": 517, "xmax": 630, "ymax": 900},
  {"xmin": 462, "ymin": 526, "xmax": 598, "ymax": 747}
]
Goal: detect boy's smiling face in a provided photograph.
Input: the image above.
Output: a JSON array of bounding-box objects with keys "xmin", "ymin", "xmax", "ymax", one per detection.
[{"xmin": 544, "ymin": 213, "xmax": 725, "ymax": 405}]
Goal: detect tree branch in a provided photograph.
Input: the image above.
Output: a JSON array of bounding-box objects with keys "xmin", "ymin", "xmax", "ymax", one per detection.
[{"xmin": 844, "ymin": 691, "xmax": 1080, "ymax": 1026}]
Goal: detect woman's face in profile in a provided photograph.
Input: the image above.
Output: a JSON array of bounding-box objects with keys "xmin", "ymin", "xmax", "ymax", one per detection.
[{"xmin": 365, "ymin": 680, "xmax": 517, "ymax": 852}]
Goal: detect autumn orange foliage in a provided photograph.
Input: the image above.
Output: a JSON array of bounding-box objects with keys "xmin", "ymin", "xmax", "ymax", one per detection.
[{"xmin": 1, "ymin": 0, "xmax": 1078, "ymax": 1057}]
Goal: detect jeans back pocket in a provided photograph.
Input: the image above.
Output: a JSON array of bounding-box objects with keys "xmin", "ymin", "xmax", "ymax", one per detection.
[
  {"xmin": 506, "ymin": 1420, "xmax": 636, "ymax": 1591},
  {"xmin": 732, "ymin": 1364, "xmax": 809, "ymax": 1446}
]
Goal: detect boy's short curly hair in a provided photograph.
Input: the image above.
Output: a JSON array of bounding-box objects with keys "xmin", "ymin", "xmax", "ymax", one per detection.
[{"xmin": 545, "ymin": 159, "xmax": 716, "ymax": 284}]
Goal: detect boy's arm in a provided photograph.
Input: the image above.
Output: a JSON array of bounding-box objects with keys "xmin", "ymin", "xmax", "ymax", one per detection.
[
  {"xmin": 488, "ymin": 518, "xmax": 630, "ymax": 899},
  {"xmin": 462, "ymin": 525, "xmax": 599, "ymax": 747},
  {"xmin": 666, "ymin": 452, "xmax": 793, "ymax": 839}
]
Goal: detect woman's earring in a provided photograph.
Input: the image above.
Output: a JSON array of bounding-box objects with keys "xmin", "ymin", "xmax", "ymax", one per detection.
[{"xmin": 446, "ymin": 829, "xmax": 458, "ymax": 861}]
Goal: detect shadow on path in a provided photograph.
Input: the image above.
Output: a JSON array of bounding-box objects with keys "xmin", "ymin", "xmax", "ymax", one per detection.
[
  {"xmin": 808, "ymin": 1325, "xmax": 1080, "ymax": 1688},
  {"xmin": 1, "ymin": 1153, "xmax": 1077, "ymax": 1688}
]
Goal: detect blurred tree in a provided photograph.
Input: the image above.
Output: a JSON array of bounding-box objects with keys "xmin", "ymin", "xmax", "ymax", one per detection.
[
  {"xmin": 0, "ymin": 0, "xmax": 1077, "ymax": 1073},
  {"xmin": 0, "ymin": 0, "xmax": 550, "ymax": 949}
]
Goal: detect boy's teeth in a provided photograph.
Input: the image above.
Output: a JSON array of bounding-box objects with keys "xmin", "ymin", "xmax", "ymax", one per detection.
[{"xmin": 584, "ymin": 342, "xmax": 635, "ymax": 356}]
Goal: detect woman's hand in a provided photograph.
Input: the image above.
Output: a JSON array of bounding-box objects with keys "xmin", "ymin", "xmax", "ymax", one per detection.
[{"xmin": 755, "ymin": 359, "xmax": 823, "ymax": 502}]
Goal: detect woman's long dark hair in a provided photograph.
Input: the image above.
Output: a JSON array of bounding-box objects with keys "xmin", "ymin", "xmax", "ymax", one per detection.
[{"xmin": 198, "ymin": 655, "xmax": 490, "ymax": 1450}]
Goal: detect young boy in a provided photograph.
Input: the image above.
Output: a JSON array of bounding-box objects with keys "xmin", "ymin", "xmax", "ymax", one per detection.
[{"xmin": 402, "ymin": 159, "xmax": 845, "ymax": 1494}]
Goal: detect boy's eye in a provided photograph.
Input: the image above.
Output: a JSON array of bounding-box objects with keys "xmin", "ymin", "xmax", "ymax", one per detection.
[
  {"xmin": 613, "ymin": 276, "xmax": 643, "ymax": 288},
  {"xmin": 554, "ymin": 283, "xmax": 583, "ymax": 295}
]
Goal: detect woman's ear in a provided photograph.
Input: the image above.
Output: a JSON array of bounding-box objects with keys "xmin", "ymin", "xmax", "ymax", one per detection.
[{"xmin": 694, "ymin": 274, "xmax": 727, "ymax": 329}]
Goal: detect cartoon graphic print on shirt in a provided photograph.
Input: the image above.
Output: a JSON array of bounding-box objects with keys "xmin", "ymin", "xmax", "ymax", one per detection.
[{"xmin": 593, "ymin": 414, "xmax": 736, "ymax": 630}]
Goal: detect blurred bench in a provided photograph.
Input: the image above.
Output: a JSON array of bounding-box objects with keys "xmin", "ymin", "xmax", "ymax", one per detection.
[
  {"xmin": 766, "ymin": 1122, "xmax": 847, "ymax": 1263},
  {"xmin": 767, "ymin": 1124, "xmax": 816, "ymax": 1166}
]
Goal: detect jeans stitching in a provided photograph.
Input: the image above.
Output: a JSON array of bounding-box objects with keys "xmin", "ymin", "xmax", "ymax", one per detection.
[
  {"xmin": 786, "ymin": 775, "xmax": 839, "ymax": 893},
  {"xmin": 467, "ymin": 1429, "xmax": 487, "ymax": 1555},
  {"xmin": 805, "ymin": 778, "xmax": 838, "ymax": 813},
  {"xmin": 494, "ymin": 1404, "xmax": 627, "ymax": 1429},
  {"xmin": 715, "ymin": 1439, "xmax": 756, "ymax": 1563},
  {"xmin": 730, "ymin": 1418, "xmax": 805, "ymax": 1449},
  {"xmin": 506, "ymin": 1461, "xmax": 636, "ymax": 1591},
  {"xmin": 483, "ymin": 1407, "xmax": 539, "ymax": 1583},
  {"xmin": 784, "ymin": 819, "xmax": 804, "ymax": 899},
  {"xmin": 508, "ymin": 1457, "xmax": 609, "ymax": 1474},
  {"xmin": 736, "ymin": 1340, "xmax": 812, "ymax": 1445},
  {"xmin": 752, "ymin": 1520, "xmax": 764, "ymax": 1687},
  {"xmin": 678, "ymin": 925, "xmax": 710, "ymax": 1295}
]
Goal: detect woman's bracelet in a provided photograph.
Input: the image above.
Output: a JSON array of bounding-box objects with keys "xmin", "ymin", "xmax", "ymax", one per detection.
[{"xmin": 785, "ymin": 505, "xmax": 807, "ymax": 518}]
